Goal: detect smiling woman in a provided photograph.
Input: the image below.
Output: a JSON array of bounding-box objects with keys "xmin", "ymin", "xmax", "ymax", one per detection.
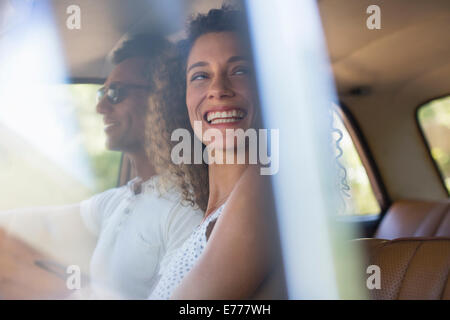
[
  {"xmin": 185, "ymin": 32, "xmax": 257, "ymax": 153},
  {"xmin": 146, "ymin": 7, "xmax": 257, "ymax": 212},
  {"xmin": 146, "ymin": 6, "xmax": 286, "ymax": 300}
]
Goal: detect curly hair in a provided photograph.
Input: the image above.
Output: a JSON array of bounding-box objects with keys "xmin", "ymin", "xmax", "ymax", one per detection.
[
  {"xmin": 146, "ymin": 49, "xmax": 209, "ymax": 210},
  {"xmin": 145, "ymin": 7, "xmax": 247, "ymax": 211}
]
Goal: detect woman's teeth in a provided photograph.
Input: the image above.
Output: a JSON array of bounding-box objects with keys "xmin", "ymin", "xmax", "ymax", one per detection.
[
  {"xmin": 211, "ymin": 118, "xmax": 240, "ymax": 124},
  {"xmin": 206, "ymin": 109, "xmax": 245, "ymax": 124}
]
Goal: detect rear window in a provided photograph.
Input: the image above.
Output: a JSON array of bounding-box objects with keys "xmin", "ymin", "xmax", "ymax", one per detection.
[
  {"xmin": 417, "ymin": 95, "xmax": 450, "ymax": 194},
  {"xmin": 332, "ymin": 107, "xmax": 381, "ymax": 216},
  {"xmin": 0, "ymin": 83, "xmax": 121, "ymax": 210}
]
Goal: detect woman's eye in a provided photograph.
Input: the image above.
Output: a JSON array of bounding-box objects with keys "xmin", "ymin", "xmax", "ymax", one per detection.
[{"xmin": 232, "ymin": 67, "xmax": 250, "ymax": 76}]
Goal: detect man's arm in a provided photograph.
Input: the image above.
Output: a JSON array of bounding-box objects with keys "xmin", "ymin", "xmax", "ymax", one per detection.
[{"xmin": 0, "ymin": 204, "xmax": 97, "ymax": 273}]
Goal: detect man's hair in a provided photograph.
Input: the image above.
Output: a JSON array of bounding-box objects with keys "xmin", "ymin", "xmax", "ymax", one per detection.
[
  {"xmin": 112, "ymin": 33, "xmax": 171, "ymax": 65},
  {"xmin": 111, "ymin": 34, "xmax": 172, "ymax": 83}
]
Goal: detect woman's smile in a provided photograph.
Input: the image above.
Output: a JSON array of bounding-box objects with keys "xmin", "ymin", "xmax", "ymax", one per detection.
[
  {"xmin": 186, "ymin": 32, "xmax": 257, "ymax": 145},
  {"xmin": 204, "ymin": 107, "xmax": 247, "ymax": 126}
]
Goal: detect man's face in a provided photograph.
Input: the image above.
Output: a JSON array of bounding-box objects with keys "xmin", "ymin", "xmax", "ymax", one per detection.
[{"xmin": 96, "ymin": 57, "xmax": 151, "ymax": 152}]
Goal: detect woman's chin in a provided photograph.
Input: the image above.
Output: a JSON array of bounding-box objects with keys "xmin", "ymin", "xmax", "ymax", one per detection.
[{"xmin": 203, "ymin": 137, "xmax": 249, "ymax": 164}]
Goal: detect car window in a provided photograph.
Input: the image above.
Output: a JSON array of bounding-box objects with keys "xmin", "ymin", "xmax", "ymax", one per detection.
[
  {"xmin": 0, "ymin": 83, "xmax": 121, "ymax": 210},
  {"xmin": 417, "ymin": 95, "xmax": 450, "ymax": 194},
  {"xmin": 332, "ymin": 107, "xmax": 381, "ymax": 216}
]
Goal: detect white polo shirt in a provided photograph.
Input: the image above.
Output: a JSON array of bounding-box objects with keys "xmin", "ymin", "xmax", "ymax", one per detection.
[{"xmin": 79, "ymin": 176, "xmax": 203, "ymax": 299}]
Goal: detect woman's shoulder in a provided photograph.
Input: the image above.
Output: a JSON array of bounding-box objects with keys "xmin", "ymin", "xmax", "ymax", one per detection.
[
  {"xmin": 227, "ymin": 166, "xmax": 272, "ymax": 215},
  {"xmin": 237, "ymin": 165, "xmax": 271, "ymax": 192},
  {"xmin": 191, "ymin": 165, "xmax": 279, "ymax": 298},
  {"xmin": 213, "ymin": 166, "xmax": 275, "ymax": 241}
]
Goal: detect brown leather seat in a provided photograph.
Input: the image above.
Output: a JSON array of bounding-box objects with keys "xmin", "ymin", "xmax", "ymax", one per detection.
[
  {"xmin": 375, "ymin": 199, "xmax": 450, "ymax": 239},
  {"xmin": 356, "ymin": 237, "xmax": 450, "ymax": 300}
]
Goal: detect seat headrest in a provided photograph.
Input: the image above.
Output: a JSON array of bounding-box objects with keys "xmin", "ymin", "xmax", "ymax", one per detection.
[
  {"xmin": 375, "ymin": 199, "xmax": 450, "ymax": 239},
  {"xmin": 354, "ymin": 237, "xmax": 450, "ymax": 299}
]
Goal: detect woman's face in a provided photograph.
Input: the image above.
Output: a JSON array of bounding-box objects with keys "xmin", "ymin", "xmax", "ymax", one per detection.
[{"xmin": 186, "ymin": 32, "xmax": 257, "ymax": 149}]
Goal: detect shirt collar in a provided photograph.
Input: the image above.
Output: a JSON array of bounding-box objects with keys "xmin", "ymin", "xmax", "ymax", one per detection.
[{"xmin": 126, "ymin": 176, "xmax": 158, "ymax": 195}]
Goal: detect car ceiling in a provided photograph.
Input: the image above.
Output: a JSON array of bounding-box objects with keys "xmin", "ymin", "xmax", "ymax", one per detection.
[
  {"xmin": 49, "ymin": 0, "xmax": 224, "ymax": 79},
  {"xmin": 319, "ymin": 0, "xmax": 450, "ymax": 99},
  {"xmin": 48, "ymin": 0, "xmax": 450, "ymax": 99},
  {"xmin": 319, "ymin": 0, "xmax": 450, "ymax": 200}
]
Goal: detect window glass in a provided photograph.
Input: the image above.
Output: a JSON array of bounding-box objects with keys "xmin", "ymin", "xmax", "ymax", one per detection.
[
  {"xmin": 0, "ymin": 83, "xmax": 121, "ymax": 210},
  {"xmin": 417, "ymin": 95, "xmax": 450, "ymax": 194},
  {"xmin": 332, "ymin": 109, "xmax": 381, "ymax": 216}
]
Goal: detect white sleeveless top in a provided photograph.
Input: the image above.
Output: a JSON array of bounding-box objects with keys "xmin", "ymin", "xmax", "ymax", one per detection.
[{"xmin": 148, "ymin": 204, "xmax": 226, "ymax": 300}]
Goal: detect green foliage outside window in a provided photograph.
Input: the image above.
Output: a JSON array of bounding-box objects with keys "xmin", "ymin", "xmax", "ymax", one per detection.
[
  {"xmin": 68, "ymin": 84, "xmax": 121, "ymax": 193},
  {"xmin": 332, "ymin": 110, "xmax": 380, "ymax": 216},
  {"xmin": 418, "ymin": 96, "xmax": 450, "ymax": 194}
]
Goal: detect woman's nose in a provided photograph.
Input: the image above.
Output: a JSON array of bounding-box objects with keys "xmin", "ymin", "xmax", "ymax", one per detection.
[{"xmin": 207, "ymin": 74, "xmax": 234, "ymax": 99}]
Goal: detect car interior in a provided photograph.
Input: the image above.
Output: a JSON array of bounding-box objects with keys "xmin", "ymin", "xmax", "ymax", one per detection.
[
  {"xmin": 322, "ymin": 0, "xmax": 450, "ymax": 299},
  {"xmin": 0, "ymin": 0, "xmax": 449, "ymax": 300}
]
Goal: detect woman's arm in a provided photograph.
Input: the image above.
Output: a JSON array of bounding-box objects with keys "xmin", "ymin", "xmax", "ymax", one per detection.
[{"xmin": 171, "ymin": 166, "xmax": 284, "ymax": 299}]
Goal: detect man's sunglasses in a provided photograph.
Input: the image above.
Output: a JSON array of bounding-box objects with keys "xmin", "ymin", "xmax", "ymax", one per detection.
[{"xmin": 97, "ymin": 83, "xmax": 151, "ymax": 104}]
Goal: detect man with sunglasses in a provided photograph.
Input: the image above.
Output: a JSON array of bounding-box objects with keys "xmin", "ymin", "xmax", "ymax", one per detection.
[
  {"xmin": 76, "ymin": 34, "xmax": 203, "ymax": 299},
  {"xmin": 0, "ymin": 34, "xmax": 202, "ymax": 299}
]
